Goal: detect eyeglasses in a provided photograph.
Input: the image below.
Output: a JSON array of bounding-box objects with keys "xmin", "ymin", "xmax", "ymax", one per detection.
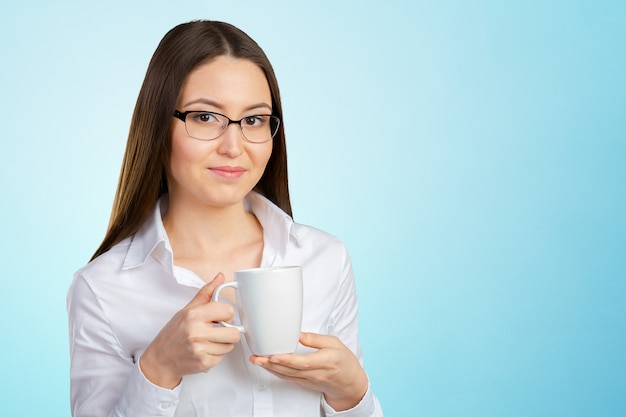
[{"xmin": 173, "ymin": 110, "xmax": 281, "ymax": 143}]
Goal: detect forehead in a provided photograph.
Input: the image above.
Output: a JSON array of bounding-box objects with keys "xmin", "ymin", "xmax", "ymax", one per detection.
[{"xmin": 178, "ymin": 56, "xmax": 271, "ymax": 109}]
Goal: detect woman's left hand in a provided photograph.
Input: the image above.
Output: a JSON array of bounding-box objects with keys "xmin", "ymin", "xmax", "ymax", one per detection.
[{"xmin": 249, "ymin": 332, "xmax": 369, "ymax": 411}]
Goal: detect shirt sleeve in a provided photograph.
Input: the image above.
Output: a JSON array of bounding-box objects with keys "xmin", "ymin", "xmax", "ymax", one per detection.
[
  {"xmin": 325, "ymin": 246, "xmax": 362, "ymax": 360},
  {"xmin": 321, "ymin": 384, "xmax": 384, "ymax": 417},
  {"xmin": 322, "ymin": 248, "xmax": 385, "ymax": 417},
  {"xmin": 67, "ymin": 272, "xmax": 181, "ymax": 417}
]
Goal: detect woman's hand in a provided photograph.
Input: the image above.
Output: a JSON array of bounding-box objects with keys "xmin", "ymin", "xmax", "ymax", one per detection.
[
  {"xmin": 139, "ymin": 273, "xmax": 241, "ymax": 389},
  {"xmin": 249, "ymin": 332, "xmax": 369, "ymax": 411}
]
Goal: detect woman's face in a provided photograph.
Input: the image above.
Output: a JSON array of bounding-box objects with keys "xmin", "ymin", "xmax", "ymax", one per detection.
[{"xmin": 169, "ymin": 56, "xmax": 273, "ymax": 209}]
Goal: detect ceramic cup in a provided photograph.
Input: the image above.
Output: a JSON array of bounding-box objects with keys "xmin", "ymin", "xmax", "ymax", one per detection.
[{"xmin": 211, "ymin": 266, "xmax": 303, "ymax": 356}]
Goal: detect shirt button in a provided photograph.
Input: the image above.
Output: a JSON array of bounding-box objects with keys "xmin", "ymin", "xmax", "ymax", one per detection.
[
  {"xmin": 160, "ymin": 401, "xmax": 172, "ymax": 409},
  {"xmin": 257, "ymin": 384, "xmax": 267, "ymax": 391}
]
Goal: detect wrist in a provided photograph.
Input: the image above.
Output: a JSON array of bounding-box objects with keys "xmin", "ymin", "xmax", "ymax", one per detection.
[
  {"xmin": 324, "ymin": 374, "xmax": 369, "ymax": 411},
  {"xmin": 139, "ymin": 350, "xmax": 181, "ymax": 389}
]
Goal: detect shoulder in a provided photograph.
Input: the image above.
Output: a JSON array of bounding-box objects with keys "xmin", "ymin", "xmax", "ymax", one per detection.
[
  {"xmin": 70, "ymin": 237, "xmax": 132, "ymax": 290},
  {"xmin": 294, "ymin": 221, "xmax": 343, "ymax": 245},
  {"xmin": 67, "ymin": 237, "xmax": 133, "ymax": 330},
  {"xmin": 286, "ymin": 221, "xmax": 353, "ymax": 279},
  {"xmin": 294, "ymin": 221, "xmax": 348, "ymax": 254}
]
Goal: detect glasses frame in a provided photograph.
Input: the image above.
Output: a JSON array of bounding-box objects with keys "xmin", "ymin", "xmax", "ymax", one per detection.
[{"xmin": 173, "ymin": 110, "xmax": 281, "ymax": 143}]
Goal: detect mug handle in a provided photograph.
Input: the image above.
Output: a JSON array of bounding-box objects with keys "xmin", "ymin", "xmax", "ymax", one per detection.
[{"xmin": 211, "ymin": 282, "xmax": 245, "ymax": 333}]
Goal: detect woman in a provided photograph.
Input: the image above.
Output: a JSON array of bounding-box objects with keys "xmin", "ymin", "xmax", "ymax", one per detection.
[{"xmin": 67, "ymin": 20, "xmax": 384, "ymax": 417}]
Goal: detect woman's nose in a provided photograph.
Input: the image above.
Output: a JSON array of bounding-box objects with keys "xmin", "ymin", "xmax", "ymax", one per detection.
[{"xmin": 216, "ymin": 123, "xmax": 244, "ymax": 157}]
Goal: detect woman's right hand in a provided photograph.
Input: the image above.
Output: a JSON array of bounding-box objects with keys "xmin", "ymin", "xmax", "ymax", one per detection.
[{"xmin": 139, "ymin": 273, "xmax": 241, "ymax": 388}]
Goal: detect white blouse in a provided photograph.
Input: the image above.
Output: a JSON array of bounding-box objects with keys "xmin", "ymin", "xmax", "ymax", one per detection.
[{"xmin": 67, "ymin": 192, "xmax": 383, "ymax": 417}]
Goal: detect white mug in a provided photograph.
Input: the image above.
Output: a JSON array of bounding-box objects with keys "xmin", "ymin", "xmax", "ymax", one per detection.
[{"xmin": 211, "ymin": 266, "xmax": 303, "ymax": 356}]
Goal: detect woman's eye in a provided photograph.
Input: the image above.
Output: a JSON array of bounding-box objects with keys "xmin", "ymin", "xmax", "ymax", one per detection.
[
  {"xmin": 243, "ymin": 116, "xmax": 267, "ymax": 128},
  {"xmin": 194, "ymin": 112, "xmax": 218, "ymax": 123}
]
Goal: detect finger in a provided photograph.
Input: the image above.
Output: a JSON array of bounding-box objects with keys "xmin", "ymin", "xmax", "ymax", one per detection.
[
  {"xmin": 200, "ymin": 338, "xmax": 239, "ymax": 355},
  {"xmin": 185, "ymin": 273, "xmax": 225, "ymax": 308},
  {"xmin": 188, "ymin": 300, "xmax": 236, "ymax": 324},
  {"xmin": 264, "ymin": 348, "xmax": 330, "ymax": 372},
  {"xmin": 265, "ymin": 359, "xmax": 314, "ymax": 375},
  {"xmin": 191, "ymin": 341, "xmax": 236, "ymax": 358},
  {"xmin": 260, "ymin": 366, "xmax": 313, "ymax": 385},
  {"xmin": 186, "ymin": 328, "xmax": 240, "ymax": 358},
  {"xmin": 299, "ymin": 332, "xmax": 343, "ymax": 349},
  {"xmin": 249, "ymin": 355, "xmax": 270, "ymax": 366},
  {"xmin": 204, "ymin": 326, "xmax": 241, "ymax": 345},
  {"xmin": 257, "ymin": 360, "xmax": 330, "ymax": 393}
]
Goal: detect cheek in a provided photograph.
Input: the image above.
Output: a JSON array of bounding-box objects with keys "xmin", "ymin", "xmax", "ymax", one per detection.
[
  {"xmin": 169, "ymin": 134, "xmax": 200, "ymax": 177},
  {"xmin": 254, "ymin": 146, "xmax": 273, "ymax": 177},
  {"xmin": 258, "ymin": 142, "xmax": 273, "ymax": 167}
]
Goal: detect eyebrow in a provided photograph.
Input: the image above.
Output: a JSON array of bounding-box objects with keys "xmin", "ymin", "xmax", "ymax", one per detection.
[{"xmin": 182, "ymin": 98, "xmax": 273, "ymax": 113}]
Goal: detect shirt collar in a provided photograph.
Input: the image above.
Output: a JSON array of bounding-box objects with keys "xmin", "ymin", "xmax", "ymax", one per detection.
[
  {"xmin": 122, "ymin": 192, "xmax": 299, "ymax": 271},
  {"xmin": 122, "ymin": 196, "xmax": 172, "ymax": 271},
  {"xmin": 245, "ymin": 192, "xmax": 300, "ymax": 257}
]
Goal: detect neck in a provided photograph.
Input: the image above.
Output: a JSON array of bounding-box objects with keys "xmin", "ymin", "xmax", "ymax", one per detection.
[{"xmin": 162, "ymin": 193, "xmax": 260, "ymax": 259}]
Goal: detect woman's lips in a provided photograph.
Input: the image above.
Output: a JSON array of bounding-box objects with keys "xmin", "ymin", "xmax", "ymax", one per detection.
[{"xmin": 209, "ymin": 166, "xmax": 246, "ymax": 179}]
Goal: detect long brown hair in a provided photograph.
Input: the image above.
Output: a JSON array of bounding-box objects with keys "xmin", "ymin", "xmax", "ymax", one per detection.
[{"xmin": 91, "ymin": 21, "xmax": 292, "ymax": 261}]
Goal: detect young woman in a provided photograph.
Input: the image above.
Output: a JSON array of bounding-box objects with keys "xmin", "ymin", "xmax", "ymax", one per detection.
[{"xmin": 67, "ymin": 20, "xmax": 384, "ymax": 417}]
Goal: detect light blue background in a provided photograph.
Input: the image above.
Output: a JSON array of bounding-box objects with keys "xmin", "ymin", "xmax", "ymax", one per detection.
[{"xmin": 1, "ymin": 1, "xmax": 624, "ymax": 416}]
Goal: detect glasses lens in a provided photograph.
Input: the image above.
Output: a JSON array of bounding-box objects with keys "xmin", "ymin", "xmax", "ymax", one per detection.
[
  {"xmin": 240, "ymin": 115, "xmax": 281, "ymax": 143},
  {"xmin": 184, "ymin": 112, "xmax": 225, "ymax": 140}
]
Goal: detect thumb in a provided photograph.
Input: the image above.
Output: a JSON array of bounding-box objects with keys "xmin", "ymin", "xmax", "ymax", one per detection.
[
  {"xmin": 185, "ymin": 273, "xmax": 225, "ymax": 308},
  {"xmin": 299, "ymin": 332, "xmax": 343, "ymax": 349}
]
